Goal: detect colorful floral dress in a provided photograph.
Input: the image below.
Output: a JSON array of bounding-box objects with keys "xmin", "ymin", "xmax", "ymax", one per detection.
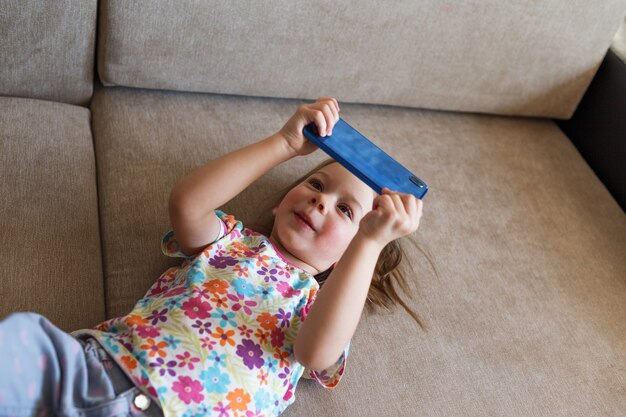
[{"xmin": 71, "ymin": 209, "xmax": 350, "ymax": 417}]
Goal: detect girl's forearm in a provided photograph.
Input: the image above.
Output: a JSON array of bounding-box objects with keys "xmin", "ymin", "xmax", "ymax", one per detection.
[
  {"xmin": 294, "ymin": 233, "xmax": 383, "ymax": 371},
  {"xmin": 169, "ymin": 132, "xmax": 296, "ymax": 218}
]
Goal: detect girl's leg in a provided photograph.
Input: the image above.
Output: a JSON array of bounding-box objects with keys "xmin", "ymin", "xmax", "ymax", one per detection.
[{"xmin": 0, "ymin": 312, "xmax": 130, "ymax": 417}]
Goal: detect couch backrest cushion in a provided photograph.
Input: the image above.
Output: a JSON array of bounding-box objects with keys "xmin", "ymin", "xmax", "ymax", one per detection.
[
  {"xmin": 96, "ymin": 0, "xmax": 626, "ymax": 119},
  {"xmin": 0, "ymin": 0, "xmax": 97, "ymax": 106}
]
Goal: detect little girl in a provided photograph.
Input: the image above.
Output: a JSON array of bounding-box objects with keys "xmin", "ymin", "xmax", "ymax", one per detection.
[{"xmin": 0, "ymin": 97, "xmax": 424, "ymax": 417}]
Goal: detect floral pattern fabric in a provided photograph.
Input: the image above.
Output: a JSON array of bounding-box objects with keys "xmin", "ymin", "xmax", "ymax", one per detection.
[{"xmin": 71, "ymin": 209, "xmax": 349, "ymax": 417}]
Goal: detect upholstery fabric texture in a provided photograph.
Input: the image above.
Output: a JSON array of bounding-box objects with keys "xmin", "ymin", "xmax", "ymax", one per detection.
[
  {"xmin": 2, "ymin": 1, "xmax": 626, "ymax": 415},
  {"xmin": 0, "ymin": 97, "xmax": 105, "ymax": 330},
  {"xmin": 88, "ymin": 83, "xmax": 626, "ymax": 416},
  {"xmin": 96, "ymin": 0, "xmax": 626, "ymax": 118},
  {"xmin": 0, "ymin": 0, "xmax": 97, "ymax": 106}
]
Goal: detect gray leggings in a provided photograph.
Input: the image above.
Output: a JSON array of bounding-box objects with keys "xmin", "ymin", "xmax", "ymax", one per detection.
[{"xmin": 0, "ymin": 312, "xmax": 163, "ymax": 417}]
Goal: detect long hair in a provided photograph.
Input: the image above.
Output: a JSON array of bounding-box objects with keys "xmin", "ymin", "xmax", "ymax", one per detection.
[{"xmin": 247, "ymin": 158, "xmax": 438, "ymax": 332}]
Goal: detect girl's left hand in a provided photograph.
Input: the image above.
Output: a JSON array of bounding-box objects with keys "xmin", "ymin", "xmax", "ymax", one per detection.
[
  {"xmin": 278, "ymin": 97, "xmax": 340, "ymax": 157},
  {"xmin": 357, "ymin": 187, "xmax": 423, "ymax": 247}
]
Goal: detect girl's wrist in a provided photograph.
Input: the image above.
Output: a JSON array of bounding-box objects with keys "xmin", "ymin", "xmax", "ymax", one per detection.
[
  {"xmin": 272, "ymin": 131, "xmax": 299, "ymax": 160},
  {"xmin": 353, "ymin": 230, "xmax": 386, "ymax": 254}
]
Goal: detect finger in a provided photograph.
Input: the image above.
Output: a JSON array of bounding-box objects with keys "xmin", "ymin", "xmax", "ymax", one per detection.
[
  {"xmin": 327, "ymin": 98, "xmax": 340, "ymax": 120},
  {"xmin": 378, "ymin": 195, "xmax": 396, "ymax": 214},
  {"xmin": 390, "ymin": 193, "xmax": 407, "ymax": 217},
  {"xmin": 401, "ymin": 193, "xmax": 415, "ymax": 215},
  {"xmin": 414, "ymin": 199, "xmax": 423, "ymax": 229},
  {"xmin": 318, "ymin": 96, "xmax": 339, "ymax": 112},
  {"xmin": 381, "ymin": 188, "xmax": 404, "ymax": 214},
  {"xmin": 328, "ymin": 101, "xmax": 339, "ymax": 125},
  {"xmin": 404, "ymin": 194, "xmax": 419, "ymax": 228},
  {"xmin": 394, "ymin": 194, "xmax": 417, "ymax": 234},
  {"xmin": 318, "ymin": 102, "xmax": 336, "ymax": 136},
  {"xmin": 316, "ymin": 97, "xmax": 339, "ymax": 125},
  {"xmin": 310, "ymin": 102, "xmax": 336, "ymax": 136},
  {"xmin": 375, "ymin": 193, "xmax": 395, "ymax": 213},
  {"xmin": 416, "ymin": 198, "xmax": 423, "ymax": 219},
  {"xmin": 309, "ymin": 108, "xmax": 327, "ymax": 137}
]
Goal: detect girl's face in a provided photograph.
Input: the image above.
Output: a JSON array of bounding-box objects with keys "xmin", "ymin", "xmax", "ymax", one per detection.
[{"xmin": 269, "ymin": 162, "xmax": 376, "ymax": 275}]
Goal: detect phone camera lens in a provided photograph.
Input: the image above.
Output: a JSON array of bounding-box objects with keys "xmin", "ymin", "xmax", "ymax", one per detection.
[{"xmin": 410, "ymin": 176, "xmax": 424, "ymax": 188}]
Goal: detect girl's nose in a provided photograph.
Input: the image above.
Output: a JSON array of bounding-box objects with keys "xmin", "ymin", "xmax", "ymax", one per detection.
[{"xmin": 311, "ymin": 197, "xmax": 326, "ymax": 212}]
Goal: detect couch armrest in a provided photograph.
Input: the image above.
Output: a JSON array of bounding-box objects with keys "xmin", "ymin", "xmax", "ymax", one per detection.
[{"xmin": 555, "ymin": 48, "xmax": 626, "ymax": 213}]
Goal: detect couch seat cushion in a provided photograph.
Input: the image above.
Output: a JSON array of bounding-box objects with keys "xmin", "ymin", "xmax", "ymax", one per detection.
[
  {"xmin": 90, "ymin": 83, "xmax": 626, "ymax": 416},
  {"xmin": 0, "ymin": 97, "xmax": 104, "ymax": 331}
]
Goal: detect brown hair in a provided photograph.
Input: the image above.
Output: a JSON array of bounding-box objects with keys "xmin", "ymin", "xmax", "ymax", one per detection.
[{"xmin": 248, "ymin": 158, "xmax": 438, "ymax": 332}]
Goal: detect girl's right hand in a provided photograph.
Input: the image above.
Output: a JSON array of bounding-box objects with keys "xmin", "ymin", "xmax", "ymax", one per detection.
[
  {"xmin": 278, "ymin": 97, "xmax": 340, "ymax": 157},
  {"xmin": 358, "ymin": 187, "xmax": 424, "ymax": 248}
]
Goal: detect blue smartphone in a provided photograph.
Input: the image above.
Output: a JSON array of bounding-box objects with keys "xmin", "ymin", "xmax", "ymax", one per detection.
[{"xmin": 303, "ymin": 118, "xmax": 428, "ymax": 199}]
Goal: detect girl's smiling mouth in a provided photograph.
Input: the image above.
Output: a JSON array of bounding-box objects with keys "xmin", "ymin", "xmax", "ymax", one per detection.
[{"xmin": 294, "ymin": 212, "xmax": 316, "ymax": 231}]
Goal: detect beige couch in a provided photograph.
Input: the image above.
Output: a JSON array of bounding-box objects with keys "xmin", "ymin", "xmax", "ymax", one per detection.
[{"xmin": 1, "ymin": 1, "xmax": 625, "ymax": 416}]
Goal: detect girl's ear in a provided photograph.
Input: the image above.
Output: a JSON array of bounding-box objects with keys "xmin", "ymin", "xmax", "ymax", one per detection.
[{"xmin": 272, "ymin": 205, "xmax": 277, "ymax": 216}]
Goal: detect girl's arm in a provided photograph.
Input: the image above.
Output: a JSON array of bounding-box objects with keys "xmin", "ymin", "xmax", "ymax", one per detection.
[
  {"xmin": 168, "ymin": 133, "xmax": 296, "ymax": 255},
  {"xmin": 169, "ymin": 97, "xmax": 341, "ymax": 256},
  {"xmin": 294, "ymin": 232, "xmax": 383, "ymax": 371},
  {"xmin": 170, "ymin": 132, "xmax": 295, "ymax": 219},
  {"xmin": 294, "ymin": 187, "xmax": 423, "ymax": 371}
]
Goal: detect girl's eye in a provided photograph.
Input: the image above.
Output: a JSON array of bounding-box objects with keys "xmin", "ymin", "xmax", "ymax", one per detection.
[
  {"xmin": 309, "ymin": 179, "xmax": 323, "ymax": 190},
  {"xmin": 339, "ymin": 204, "xmax": 353, "ymax": 219}
]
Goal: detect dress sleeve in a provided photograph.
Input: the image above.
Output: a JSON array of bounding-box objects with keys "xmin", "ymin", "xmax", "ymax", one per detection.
[
  {"xmin": 161, "ymin": 209, "xmax": 239, "ymax": 258},
  {"xmin": 300, "ymin": 340, "xmax": 350, "ymax": 389}
]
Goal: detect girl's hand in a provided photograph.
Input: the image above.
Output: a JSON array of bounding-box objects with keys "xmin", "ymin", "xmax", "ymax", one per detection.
[
  {"xmin": 278, "ymin": 97, "xmax": 340, "ymax": 157},
  {"xmin": 357, "ymin": 187, "xmax": 424, "ymax": 247}
]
